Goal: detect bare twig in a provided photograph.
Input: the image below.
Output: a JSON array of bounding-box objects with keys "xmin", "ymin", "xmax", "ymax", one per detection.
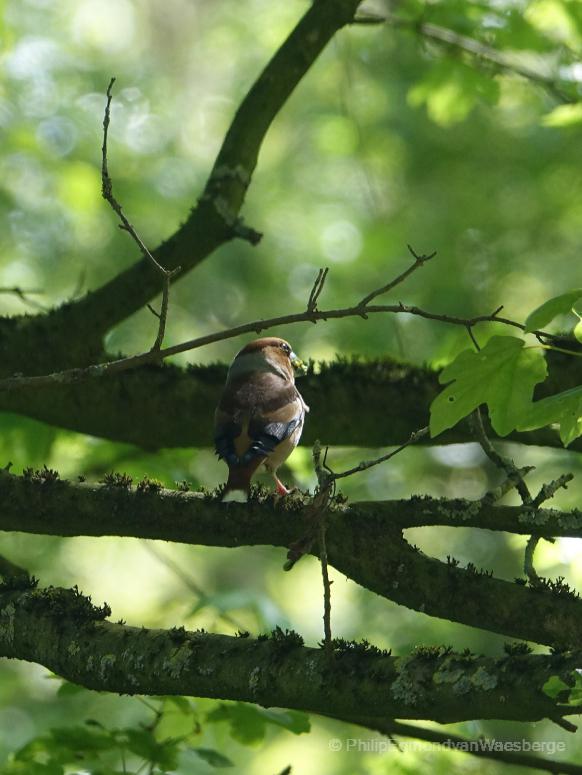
[
  {"xmin": 333, "ymin": 426, "xmax": 429, "ymax": 481},
  {"xmin": 471, "ymin": 408, "xmax": 573, "ymax": 581},
  {"xmin": 307, "ymin": 267, "xmax": 329, "ymax": 312},
  {"xmin": 471, "ymin": 407, "xmax": 533, "ymax": 506},
  {"xmin": 336, "ymin": 715, "xmax": 582, "ymax": 774},
  {"xmin": 319, "ymin": 518, "xmax": 332, "ymax": 651},
  {"xmin": 0, "ymin": 303, "xmax": 553, "ymax": 390},
  {"xmin": 0, "ymin": 271, "xmax": 558, "ymax": 394},
  {"xmin": 0, "ymin": 287, "xmax": 46, "ymax": 311},
  {"xmin": 481, "ymin": 466, "xmax": 535, "ymax": 505},
  {"xmin": 358, "ymin": 245, "xmax": 436, "ymax": 307},
  {"xmin": 358, "ymin": 13, "xmax": 575, "ymax": 104},
  {"xmin": 101, "ymin": 78, "xmax": 180, "ymax": 351},
  {"xmin": 470, "ymin": 406, "xmax": 539, "ymax": 579}
]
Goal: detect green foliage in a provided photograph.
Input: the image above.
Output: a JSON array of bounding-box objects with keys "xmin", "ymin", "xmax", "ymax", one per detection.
[
  {"xmin": 408, "ymin": 60, "xmax": 500, "ymax": 126},
  {"xmin": 1, "ymin": 695, "xmax": 300, "ymax": 773},
  {"xmin": 430, "ymin": 336, "xmax": 547, "ymax": 437},
  {"xmin": 206, "ymin": 702, "xmax": 310, "ymax": 745},
  {"xmin": 3, "ymin": 0, "xmax": 582, "ymax": 772},
  {"xmin": 542, "ymin": 675, "xmax": 571, "ymax": 700},
  {"xmin": 524, "ymin": 289, "xmax": 582, "ymax": 332},
  {"xmin": 193, "ymin": 748, "xmax": 234, "ymax": 768},
  {"xmin": 519, "ymin": 385, "xmax": 582, "ymax": 446}
]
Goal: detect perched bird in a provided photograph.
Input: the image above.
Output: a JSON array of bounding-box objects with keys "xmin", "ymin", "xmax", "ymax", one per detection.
[{"xmin": 214, "ymin": 337, "xmax": 309, "ymax": 501}]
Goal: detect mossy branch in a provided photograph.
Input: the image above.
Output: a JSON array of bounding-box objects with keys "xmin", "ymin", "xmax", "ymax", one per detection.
[
  {"xmin": 3, "ymin": 473, "xmax": 582, "ymax": 647},
  {"xmin": 0, "ymin": 581, "xmax": 578, "ymax": 729},
  {"xmin": 1, "ymin": 356, "xmax": 581, "ymax": 451}
]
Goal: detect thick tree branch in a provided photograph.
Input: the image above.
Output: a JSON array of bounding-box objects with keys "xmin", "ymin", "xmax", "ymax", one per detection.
[
  {"xmin": 2, "ymin": 473, "xmax": 582, "ymax": 647},
  {"xmin": 0, "ymin": 582, "xmax": 578, "ymax": 727},
  {"xmin": 0, "ymin": 354, "xmax": 580, "ymax": 451},
  {"xmin": 70, "ymin": 0, "xmax": 365, "ymax": 335}
]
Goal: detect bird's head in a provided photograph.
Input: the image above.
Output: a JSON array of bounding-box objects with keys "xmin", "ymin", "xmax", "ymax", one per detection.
[{"xmin": 227, "ymin": 337, "xmax": 306, "ymax": 383}]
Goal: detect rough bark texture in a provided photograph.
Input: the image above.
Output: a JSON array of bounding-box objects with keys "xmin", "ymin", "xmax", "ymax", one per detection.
[
  {"xmin": 0, "ymin": 357, "xmax": 580, "ymax": 450},
  {"xmin": 2, "ymin": 472, "xmax": 581, "ymax": 648},
  {"xmin": 0, "ymin": 583, "xmax": 575, "ymax": 725}
]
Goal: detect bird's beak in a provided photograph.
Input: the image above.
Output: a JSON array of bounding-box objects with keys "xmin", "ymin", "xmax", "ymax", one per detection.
[{"xmin": 290, "ymin": 351, "xmax": 307, "ymax": 375}]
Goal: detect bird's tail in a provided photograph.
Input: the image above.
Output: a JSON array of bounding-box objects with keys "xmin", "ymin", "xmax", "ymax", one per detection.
[{"xmin": 221, "ymin": 462, "xmax": 261, "ymax": 503}]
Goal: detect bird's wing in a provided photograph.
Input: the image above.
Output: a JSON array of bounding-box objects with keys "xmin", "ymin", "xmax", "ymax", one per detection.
[
  {"xmin": 214, "ymin": 386, "xmax": 305, "ymax": 467},
  {"xmin": 248, "ymin": 400, "xmax": 303, "ymax": 457}
]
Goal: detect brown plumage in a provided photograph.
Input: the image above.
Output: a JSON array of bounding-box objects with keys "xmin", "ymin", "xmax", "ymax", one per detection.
[{"xmin": 214, "ymin": 337, "xmax": 309, "ymax": 501}]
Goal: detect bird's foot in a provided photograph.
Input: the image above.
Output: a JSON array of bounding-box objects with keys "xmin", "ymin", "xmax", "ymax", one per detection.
[{"xmin": 274, "ymin": 477, "xmax": 294, "ymax": 497}]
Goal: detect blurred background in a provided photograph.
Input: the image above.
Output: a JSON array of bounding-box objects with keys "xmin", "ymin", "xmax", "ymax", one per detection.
[{"xmin": 1, "ymin": 0, "xmax": 582, "ymax": 771}]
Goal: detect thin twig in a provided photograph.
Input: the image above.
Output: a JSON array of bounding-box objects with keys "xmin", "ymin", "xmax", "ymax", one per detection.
[
  {"xmin": 333, "ymin": 426, "xmax": 429, "ymax": 481},
  {"xmin": 334, "ymin": 714, "xmax": 582, "ymax": 774},
  {"xmin": 0, "ymin": 287, "xmax": 46, "ymax": 311},
  {"xmin": 471, "ymin": 407, "xmax": 532, "ymax": 506},
  {"xmin": 471, "ymin": 408, "xmax": 572, "ymax": 580},
  {"xmin": 357, "ymin": 245, "xmax": 436, "ymax": 307},
  {"xmin": 0, "ymin": 264, "xmax": 561, "ymax": 393},
  {"xmin": 360, "ymin": 13, "xmax": 575, "ymax": 104},
  {"xmin": 307, "ymin": 267, "xmax": 329, "ymax": 312},
  {"xmin": 319, "ymin": 518, "xmax": 332, "ymax": 651},
  {"xmin": 101, "ymin": 78, "xmax": 180, "ymax": 352}
]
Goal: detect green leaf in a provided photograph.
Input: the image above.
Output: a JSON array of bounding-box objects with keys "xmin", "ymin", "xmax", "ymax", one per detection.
[
  {"xmin": 206, "ymin": 703, "xmax": 265, "ymax": 745},
  {"xmin": 258, "ymin": 708, "xmax": 311, "ymax": 735},
  {"xmin": 155, "ymin": 698, "xmax": 197, "ymax": 742},
  {"xmin": 206, "ymin": 702, "xmax": 310, "ymax": 746},
  {"xmin": 574, "ymin": 320, "xmax": 582, "ymax": 343},
  {"xmin": 566, "ymin": 671, "xmax": 582, "ymax": 706},
  {"xmin": 49, "ymin": 726, "xmax": 115, "ymax": 754},
  {"xmin": 408, "ymin": 60, "xmax": 499, "ymax": 126},
  {"xmin": 124, "ymin": 729, "xmax": 181, "ymax": 769},
  {"xmin": 430, "ymin": 336, "xmax": 547, "ymax": 437},
  {"xmin": 518, "ymin": 385, "xmax": 582, "ymax": 446},
  {"xmin": 541, "ymin": 104, "xmax": 582, "ymax": 128},
  {"xmin": 193, "ymin": 748, "xmax": 234, "ymax": 768},
  {"xmin": 542, "ymin": 675, "xmax": 570, "ymax": 699},
  {"xmin": 524, "ymin": 289, "xmax": 582, "ymax": 332},
  {"xmin": 0, "ymin": 763, "xmax": 64, "ymax": 775}
]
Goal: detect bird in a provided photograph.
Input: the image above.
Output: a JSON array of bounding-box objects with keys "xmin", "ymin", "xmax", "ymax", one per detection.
[{"xmin": 214, "ymin": 337, "xmax": 309, "ymax": 502}]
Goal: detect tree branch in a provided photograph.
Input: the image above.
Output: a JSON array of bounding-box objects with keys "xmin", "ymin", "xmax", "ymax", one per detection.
[
  {"xmin": 101, "ymin": 77, "xmax": 180, "ymax": 352},
  {"xmin": 341, "ymin": 716, "xmax": 582, "ymax": 775},
  {"xmin": 70, "ymin": 0, "xmax": 365, "ymax": 335},
  {"xmin": 0, "ymin": 581, "xmax": 578, "ymax": 727},
  {"xmin": 3, "ymin": 473, "xmax": 582, "ymax": 646},
  {"xmin": 0, "ymin": 279, "xmax": 557, "ymax": 394},
  {"xmin": 370, "ymin": 13, "xmax": 576, "ymax": 104},
  {"xmin": 1, "ymin": 352, "xmax": 580, "ymax": 451}
]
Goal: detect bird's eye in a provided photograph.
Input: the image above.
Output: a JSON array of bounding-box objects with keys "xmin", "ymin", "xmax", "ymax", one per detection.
[{"xmin": 281, "ymin": 343, "xmax": 291, "ymax": 355}]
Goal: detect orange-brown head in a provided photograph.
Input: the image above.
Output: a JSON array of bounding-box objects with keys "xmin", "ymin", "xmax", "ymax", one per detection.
[{"xmin": 227, "ymin": 337, "xmax": 305, "ymax": 384}]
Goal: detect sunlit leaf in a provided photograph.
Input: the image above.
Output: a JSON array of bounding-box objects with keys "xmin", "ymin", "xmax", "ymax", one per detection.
[
  {"xmin": 430, "ymin": 336, "xmax": 547, "ymax": 437},
  {"xmin": 542, "ymin": 104, "xmax": 582, "ymax": 127},
  {"xmin": 524, "ymin": 289, "xmax": 582, "ymax": 331},
  {"xmin": 518, "ymin": 385, "xmax": 582, "ymax": 446}
]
